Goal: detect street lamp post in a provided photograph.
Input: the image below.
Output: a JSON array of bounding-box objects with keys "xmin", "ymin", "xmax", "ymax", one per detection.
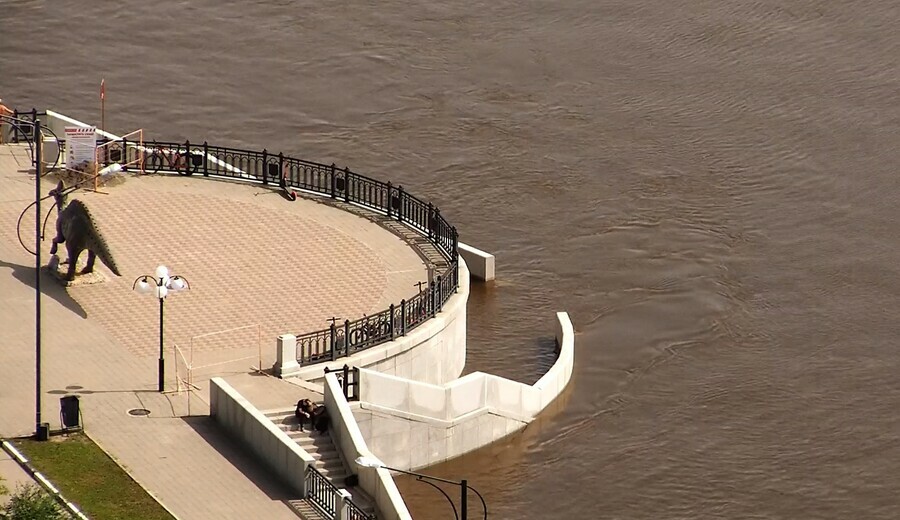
[
  {"xmin": 33, "ymin": 118, "xmax": 50, "ymax": 441},
  {"xmin": 356, "ymin": 456, "xmax": 487, "ymax": 520},
  {"xmin": 133, "ymin": 266, "xmax": 190, "ymax": 392}
]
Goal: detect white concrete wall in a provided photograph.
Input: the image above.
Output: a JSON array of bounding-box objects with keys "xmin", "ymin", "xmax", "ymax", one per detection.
[
  {"xmin": 44, "ymin": 109, "xmax": 121, "ymax": 141},
  {"xmin": 458, "ymin": 242, "xmax": 495, "ymax": 282},
  {"xmin": 354, "ymin": 312, "xmax": 575, "ymax": 471},
  {"xmin": 209, "ymin": 377, "xmax": 315, "ymax": 496},
  {"xmin": 284, "ymin": 258, "xmax": 471, "ymax": 386},
  {"xmin": 324, "ymin": 374, "xmax": 412, "ymax": 520},
  {"xmin": 353, "ymin": 406, "xmax": 526, "ymax": 472}
]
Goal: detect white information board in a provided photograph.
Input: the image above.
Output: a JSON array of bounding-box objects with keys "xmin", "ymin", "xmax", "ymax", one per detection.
[{"xmin": 65, "ymin": 126, "xmax": 97, "ymax": 168}]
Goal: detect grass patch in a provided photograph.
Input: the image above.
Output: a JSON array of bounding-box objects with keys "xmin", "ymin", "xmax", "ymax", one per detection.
[{"xmin": 14, "ymin": 433, "xmax": 174, "ymax": 520}]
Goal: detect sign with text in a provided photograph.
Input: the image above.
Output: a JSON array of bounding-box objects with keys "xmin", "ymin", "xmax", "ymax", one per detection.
[{"xmin": 64, "ymin": 126, "xmax": 97, "ymax": 168}]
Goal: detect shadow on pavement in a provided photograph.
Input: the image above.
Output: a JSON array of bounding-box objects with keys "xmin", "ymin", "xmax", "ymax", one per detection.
[
  {"xmin": 0, "ymin": 258, "xmax": 87, "ymax": 319},
  {"xmin": 180, "ymin": 415, "xmax": 299, "ymax": 502}
]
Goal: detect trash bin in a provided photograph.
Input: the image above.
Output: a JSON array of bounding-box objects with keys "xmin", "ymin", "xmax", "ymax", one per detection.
[{"xmin": 60, "ymin": 395, "xmax": 81, "ymax": 429}]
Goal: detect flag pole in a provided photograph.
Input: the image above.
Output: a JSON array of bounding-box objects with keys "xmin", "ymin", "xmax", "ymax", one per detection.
[
  {"xmin": 98, "ymin": 79, "xmax": 105, "ymax": 193},
  {"xmin": 100, "ymin": 79, "xmax": 106, "ymax": 134}
]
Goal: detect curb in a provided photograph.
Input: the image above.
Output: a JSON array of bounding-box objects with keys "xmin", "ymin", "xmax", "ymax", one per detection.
[{"xmin": 0, "ymin": 438, "xmax": 90, "ymax": 519}]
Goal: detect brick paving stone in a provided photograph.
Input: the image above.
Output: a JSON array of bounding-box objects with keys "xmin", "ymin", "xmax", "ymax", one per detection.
[{"xmin": 0, "ymin": 143, "xmax": 429, "ymax": 519}]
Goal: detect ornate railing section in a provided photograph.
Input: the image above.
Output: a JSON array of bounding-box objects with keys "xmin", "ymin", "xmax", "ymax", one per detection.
[
  {"xmin": 345, "ymin": 499, "xmax": 375, "ymax": 520},
  {"xmin": 296, "ymin": 264, "xmax": 458, "ymax": 365},
  {"xmin": 304, "ymin": 466, "xmax": 374, "ymax": 520},
  {"xmin": 80, "ymin": 135, "xmax": 459, "ymax": 367},
  {"xmin": 305, "ymin": 465, "xmax": 339, "ymax": 518}
]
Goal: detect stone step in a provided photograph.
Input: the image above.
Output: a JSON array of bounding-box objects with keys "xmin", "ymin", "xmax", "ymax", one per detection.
[
  {"xmin": 293, "ymin": 434, "xmax": 332, "ymax": 444},
  {"xmin": 264, "ymin": 407, "xmax": 367, "ymax": 508},
  {"xmin": 345, "ymin": 488, "xmax": 377, "ymax": 516},
  {"xmin": 287, "ymin": 499, "xmax": 327, "ymax": 520},
  {"xmin": 317, "ymin": 458, "xmax": 345, "ymax": 472},
  {"xmin": 315, "ymin": 468, "xmax": 347, "ymax": 484},
  {"xmin": 302, "ymin": 446, "xmax": 339, "ymax": 460}
]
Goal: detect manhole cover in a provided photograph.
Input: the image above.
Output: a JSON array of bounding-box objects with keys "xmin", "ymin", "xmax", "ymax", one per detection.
[{"xmin": 127, "ymin": 408, "xmax": 151, "ymax": 417}]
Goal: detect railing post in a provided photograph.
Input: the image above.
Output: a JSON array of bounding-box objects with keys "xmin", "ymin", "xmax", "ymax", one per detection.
[
  {"xmin": 121, "ymin": 136, "xmax": 129, "ymax": 171},
  {"xmin": 397, "ymin": 185, "xmax": 405, "ymax": 222},
  {"xmin": 388, "ymin": 303, "xmax": 395, "ymax": 340},
  {"xmin": 427, "ymin": 203, "xmax": 434, "ymax": 239},
  {"xmin": 261, "ymin": 148, "xmax": 269, "ymax": 185},
  {"xmin": 344, "ymin": 319, "xmax": 352, "ymax": 356},
  {"xmin": 330, "ymin": 323, "xmax": 337, "ymax": 361},
  {"xmin": 427, "ymin": 277, "xmax": 434, "ymax": 317},
  {"xmin": 336, "ymin": 489, "xmax": 352, "ymax": 520},
  {"xmin": 342, "ymin": 364, "xmax": 350, "ymax": 399},
  {"xmin": 437, "ymin": 275, "xmax": 444, "ymax": 312},
  {"xmin": 386, "ymin": 181, "xmax": 393, "ymax": 218},
  {"xmin": 278, "ymin": 152, "xmax": 285, "ymax": 190},
  {"xmin": 184, "ymin": 140, "xmax": 191, "ymax": 174},
  {"xmin": 400, "ymin": 299, "xmax": 407, "ymax": 336},
  {"xmin": 330, "ymin": 163, "xmax": 337, "ymax": 198},
  {"xmin": 11, "ymin": 109, "xmax": 18, "ymax": 142},
  {"xmin": 202, "ymin": 141, "xmax": 209, "ymax": 176},
  {"xmin": 343, "ymin": 168, "xmax": 351, "ymax": 202}
]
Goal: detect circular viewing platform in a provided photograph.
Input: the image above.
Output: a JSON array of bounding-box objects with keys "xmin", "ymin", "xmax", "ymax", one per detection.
[{"xmin": 1, "ymin": 142, "xmax": 433, "ymax": 381}]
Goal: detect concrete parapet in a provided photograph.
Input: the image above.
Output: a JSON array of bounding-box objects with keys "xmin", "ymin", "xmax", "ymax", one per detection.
[
  {"xmin": 209, "ymin": 377, "xmax": 315, "ymax": 496},
  {"xmin": 282, "ymin": 258, "xmax": 471, "ymax": 385},
  {"xmin": 355, "ymin": 312, "xmax": 576, "ymax": 471},
  {"xmin": 458, "ymin": 242, "xmax": 495, "ymax": 281},
  {"xmin": 324, "ymin": 373, "xmax": 412, "ymax": 520}
]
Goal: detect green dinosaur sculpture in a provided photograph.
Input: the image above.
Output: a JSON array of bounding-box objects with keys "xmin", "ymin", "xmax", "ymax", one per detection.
[{"xmin": 49, "ymin": 181, "xmax": 121, "ymax": 281}]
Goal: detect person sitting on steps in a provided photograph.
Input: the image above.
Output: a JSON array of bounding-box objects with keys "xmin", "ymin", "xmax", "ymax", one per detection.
[
  {"xmin": 295, "ymin": 398, "xmax": 316, "ymax": 432},
  {"xmin": 295, "ymin": 398, "xmax": 331, "ymax": 433}
]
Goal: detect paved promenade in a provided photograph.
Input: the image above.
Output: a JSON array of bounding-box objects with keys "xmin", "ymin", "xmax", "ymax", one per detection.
[{"xmin": 0, "ymin": 143, "xmax": 427, "ymax": 518}]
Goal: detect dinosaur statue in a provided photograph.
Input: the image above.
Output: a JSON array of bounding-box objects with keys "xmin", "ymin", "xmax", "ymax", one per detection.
[{"xmin": 48, "ymin": 181, "xmax": 121, "ymax": 281}]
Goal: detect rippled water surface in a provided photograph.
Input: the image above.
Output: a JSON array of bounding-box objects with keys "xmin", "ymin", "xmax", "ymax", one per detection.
[{"xmin": 2, "ymin": 0, "xmax": 899, "ymax": 517}]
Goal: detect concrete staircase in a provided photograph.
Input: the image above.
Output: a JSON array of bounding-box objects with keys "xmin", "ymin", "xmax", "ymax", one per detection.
[{"xmin": 265, "ymin": 407, "xmax": 376, "ymax": 518}]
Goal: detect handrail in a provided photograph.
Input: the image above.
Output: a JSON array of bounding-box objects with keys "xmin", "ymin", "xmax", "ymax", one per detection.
[
  {"xmin": 304, "ymin": 465, "xmax": 374, "ymax": 520},
  {"xmin": 345, "ymin": 498, "xmax": 376, "ymax": 520},
  {"xmin": 82, "ymin": 135, "xmax": 460, "ymax": 367},
  {"xmin": 305, "ymin": 465, "xmax": 339, "ymax": 518}
]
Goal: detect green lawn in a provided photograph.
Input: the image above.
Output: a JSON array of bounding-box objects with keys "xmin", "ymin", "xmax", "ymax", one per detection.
[{"xmin": 14, "ymin": 433, "xmax": 174, "ymax": 520}]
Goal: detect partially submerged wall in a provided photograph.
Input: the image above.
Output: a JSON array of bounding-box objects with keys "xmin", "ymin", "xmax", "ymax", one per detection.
[
  {"xmin": 458, "ymin": 242, "xmax": 495, "ymax": 282},
  {"xmin": 353, "ymin": 312, "xmax": 576, "ymax": 471}
]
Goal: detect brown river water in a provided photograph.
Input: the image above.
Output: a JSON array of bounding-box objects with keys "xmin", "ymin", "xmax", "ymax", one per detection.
[{"xmin": 2, "ymin": 0, "xmax": 899, "ymax": 518}]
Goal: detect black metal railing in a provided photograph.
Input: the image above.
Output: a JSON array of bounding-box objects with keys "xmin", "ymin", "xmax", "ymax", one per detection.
[
  {"xmin": 345, "ymin": 499, "xmax": 375, "ymax": 520},
  {"xmin": 296, "ymin": 261, "xmax": 458, "ymax": 365},
  {"xmin": 35, "ymin": 123, "xmax": 460, "ymax": 366},
  {"xmin": 324, "ymin": 364, "xmax": 361, "ymax": 402},
  {"xmin": 305, "ymin": 466, "xmax": 339, "ymax": 518},
  {"xmin": 7, "ymin": 108, "xmax": 39, "ymax": 143},
  {"xmin": 305, "ymin": 466, "xmax": 374, "ymax": 520}
]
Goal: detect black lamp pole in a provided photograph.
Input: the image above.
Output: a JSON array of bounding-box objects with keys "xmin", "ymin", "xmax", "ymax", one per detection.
[
  {"xmin": 34, "ymin": 118, "xmax": 49, "ymax": 441},
  {"xmin": 158, "ymin": 291, "xmax": 165, "ymax": 392},
  {"xmin": 371, "ymin": 464, "xmax": 486, "ymax": 520},
  {"xmin": 133, "ymin": 271, "xmax": 189, "ymax": 393}
]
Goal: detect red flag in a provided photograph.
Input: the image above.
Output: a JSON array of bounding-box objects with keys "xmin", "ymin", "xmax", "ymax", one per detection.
[{"xmin": 100, "ymin": 79, "xmax": 105, "ymax": 101}]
